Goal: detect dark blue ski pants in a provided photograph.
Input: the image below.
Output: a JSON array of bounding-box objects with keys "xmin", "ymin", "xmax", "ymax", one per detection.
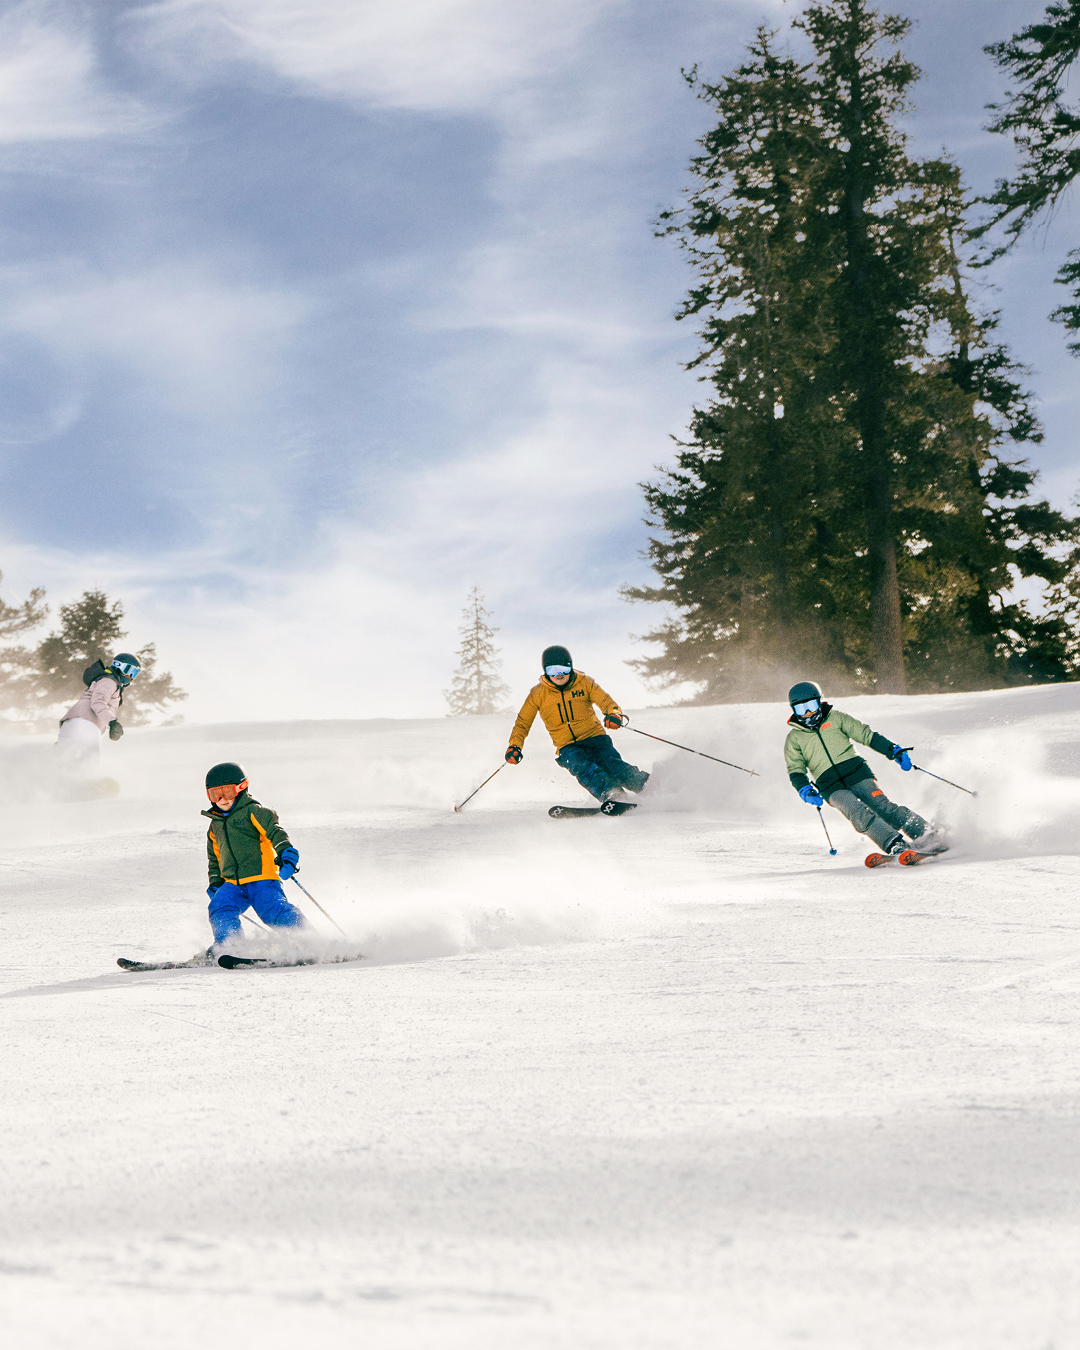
[
  {"xmin": 208, "ymin": 878, "xmax": 306, "ymax": 943},
  {"xmin": 556, "ymin": 734, "xmax": 649, "ymax": 802}
]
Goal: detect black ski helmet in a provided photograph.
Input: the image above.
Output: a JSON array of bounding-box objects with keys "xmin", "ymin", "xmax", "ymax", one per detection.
[
  {"xmin": 541, "ymin": 644, "xmax": 573, "ymax": 671},
  {"xmin": 788, "ymin": 680, "xmax": 823, "ymax": 708},
  {"xmin": 205, "ymin": 762, "xmax": 248, "ymax": 789}
]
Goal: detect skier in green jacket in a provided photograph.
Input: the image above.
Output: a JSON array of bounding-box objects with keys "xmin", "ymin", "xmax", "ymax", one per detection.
[{"xmin": 784, "ymin": 681, "xmax": 947, "ymax": 857}]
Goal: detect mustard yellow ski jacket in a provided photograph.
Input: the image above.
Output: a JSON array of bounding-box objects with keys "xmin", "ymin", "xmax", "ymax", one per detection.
[
  {"xmin": 202, "ymin": 790, "xmax": 293, "ymax": 887},
  {"xmin": 509, "ymin": 671, "xmax": 624, "ymax": 754},
  {"xmin": 784, "ymin": 705, "xmax": 897, "ymax": 800}
]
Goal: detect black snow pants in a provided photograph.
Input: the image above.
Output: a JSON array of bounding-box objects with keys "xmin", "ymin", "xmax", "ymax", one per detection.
[{"xmin": 827, "ymin": 778, "xmax": 927, "ymax": 851}]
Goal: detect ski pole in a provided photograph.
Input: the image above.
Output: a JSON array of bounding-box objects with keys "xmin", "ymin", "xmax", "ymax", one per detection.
[
  {"xmin": 913, "ymin": 764, "xmax": 978, "ymax": 797},
  {"xmin": 454, "ymin": 764, "xmax": 504, "ymax": 812},
  {"xmin": 817, "ymin": 806, "xmax": 837, "ymax": 855},
  {"xmin": 624, "ymin": 725, "xmax": 758, "ymax": 776},
  {"xmin": 898, "ymin": 749, "xmax": 977, "ymax": 797},
  {"xmin": 290, "ymin": 877, "xmax": 349, "ymax": 939}
]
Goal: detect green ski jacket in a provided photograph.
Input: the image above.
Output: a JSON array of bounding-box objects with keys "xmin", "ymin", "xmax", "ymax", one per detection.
[
  {"xmin": 202, "ymin": 790, "xmax": 293, "ymax": 887},
  {"xmin": 784, "ymin": 705, "xmax": 897, "ymax": 801}
]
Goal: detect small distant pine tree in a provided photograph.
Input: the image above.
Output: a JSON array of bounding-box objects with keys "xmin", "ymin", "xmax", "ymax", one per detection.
[
  {"xmin": 30, "ymin": 589, "xmax": 185, "ymax": 727},
  {"xmin": 0, "ymin": 571, "xmax": 49, "ymax": 721},
  {"xmin": 445, "ymin": 588, "xmax": 510, "ymax": 716}
]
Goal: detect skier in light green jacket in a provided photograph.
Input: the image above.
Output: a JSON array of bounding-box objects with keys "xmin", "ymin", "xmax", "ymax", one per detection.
[{"xmin": 784, "ymin": 681, "xmax": 947, "ymax": 857}]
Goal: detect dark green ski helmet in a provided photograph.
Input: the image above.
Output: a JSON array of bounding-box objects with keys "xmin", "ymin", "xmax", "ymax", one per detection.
[
  {"xmin": 788, "ymin": 680, "xmax": 822, "ymax": 707},
  {"xmin": 205, "ymin": 762, "xmax": 248, "ymax": 789}
]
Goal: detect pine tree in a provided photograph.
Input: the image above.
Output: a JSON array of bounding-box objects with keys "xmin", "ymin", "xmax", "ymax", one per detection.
[
  {"xmin": 0, "ymin": 571, "xmax": 48, "ymax": 723},
  {"xmin": 977, "ymin": 1, "xmax": 1080, "ymax": 349},
  {"xmin": 3, "ymin": 588, "xmax": 187, "ymax": 727},
  {"xmin": 445, "ymin": 588, "xmax": 510, "ymax": 716},
  {"xmin": 626, "ymin": 1, "xmax": 1079, "ymax": 702}
]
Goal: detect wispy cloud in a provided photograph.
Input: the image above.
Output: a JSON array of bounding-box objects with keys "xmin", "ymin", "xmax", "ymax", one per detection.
[
  {"xmin": 127, "ymin": 0, "xmax": 624, "ymax": 111},
  {"xmin": 0, "ymin": 2, "xmax": 152, "ymax": 143}
]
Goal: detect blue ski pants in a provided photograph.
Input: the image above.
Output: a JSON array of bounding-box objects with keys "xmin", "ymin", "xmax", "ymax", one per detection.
[
  {"xmin": 208, "ymin": 878, "xmax": 307, "ymax": 943},
  {"xmin": 556, "ymin": 733, "xmax": 649, "ymax": 802}
]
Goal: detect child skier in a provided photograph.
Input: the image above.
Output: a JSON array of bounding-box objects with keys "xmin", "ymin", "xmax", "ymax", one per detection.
[
  {"xmin": 202, "ymin": 762, "xmax": 307, "ymax": 947},
  {"xmin": 784, "ymin": 680, "xmax": 946, "ymax": 858},
  {"xmin": 505, "ymin": 645, "xmax": 649, "ymax": 802},
  {"xmin": 57, "ymin": 652, "xmax": 140, "ymax": 765}
]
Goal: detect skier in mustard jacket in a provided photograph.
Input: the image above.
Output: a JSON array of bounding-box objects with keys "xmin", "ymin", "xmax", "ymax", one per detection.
[
  {"xmin": 505, "ymin": 645, "xmax": 649, "ymax": 802},
  {"xmin": 202, "ymin": 761, "xmax": 307, "ymax": 946},
  {"xmin": 784, "ymin": 681, "xmax": 946, "ymax": 856}
]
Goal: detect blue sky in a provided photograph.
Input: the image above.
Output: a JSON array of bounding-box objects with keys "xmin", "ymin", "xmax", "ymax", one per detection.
[{"xmin": 0, "ymin": 0, "xmax": 1074, "ymax": 722}]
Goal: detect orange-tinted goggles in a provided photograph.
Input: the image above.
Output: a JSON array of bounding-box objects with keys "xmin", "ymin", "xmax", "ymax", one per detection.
[{"xmin": 207, "ymin": 780, "xmax": 248, "ymax": 806}]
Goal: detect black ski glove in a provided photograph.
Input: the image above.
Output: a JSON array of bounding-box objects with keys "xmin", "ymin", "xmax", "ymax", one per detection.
[
  {"xmin": 109, "ymin": 720, "xmax": 124, "ymax": 741},
  {"xmin": 603, "ymin": 712, "xmax": 627, "ymax": 729},
  {"xmin": 505, "ymin": 745, "xmax": 523, "ymax": 764}
]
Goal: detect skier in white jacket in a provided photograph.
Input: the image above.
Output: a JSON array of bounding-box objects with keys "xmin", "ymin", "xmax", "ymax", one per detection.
[{"xmin": 57, "ymin": 653, "xmax": 141, "ymax": 766}]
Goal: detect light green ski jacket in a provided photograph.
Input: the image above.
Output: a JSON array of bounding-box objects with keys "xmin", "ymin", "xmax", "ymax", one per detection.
[{"xmin": 784, "ymin": 705, "xmax": 896, "ymax": 800}]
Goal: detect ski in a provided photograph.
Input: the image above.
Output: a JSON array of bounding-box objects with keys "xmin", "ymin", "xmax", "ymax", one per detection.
[
  {"xmin": 117, "ymin": 954, "xmax": 215, "ymax": 971},
  {"xmin": 217, "ymin": 952, "xmax": 365, "ymax": 970},
  {"xmin": 864, "ymin": 847, "xmax": 946, "ymax": 869},
  {"xmin": 548, "ymin": 801, "xmax": 637, "ymax": 819}
]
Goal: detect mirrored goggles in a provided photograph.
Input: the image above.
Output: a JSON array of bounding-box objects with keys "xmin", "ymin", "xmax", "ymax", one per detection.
[
  {"xmin": 792, "ymin": 699, "xmax": 821, "ymax": 718},
  {"xmin": 112, "ymin": 661, "xmax": 141, "ymax": 680},
  {"xmin": 545, "ymin": 664, "xmax": 572, "ymax": 678},
  {"xmin": 207, "ymin": 780, "xmax": 247, "ymax": 805}
]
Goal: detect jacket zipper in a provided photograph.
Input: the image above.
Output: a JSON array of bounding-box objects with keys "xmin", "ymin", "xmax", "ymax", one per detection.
[
  {"xmin": 560, "ymin": 689, "xmax": 578, "ymax": 740},
  {"xmin": 813, "ymin": 727, "xmax": 862, "ymax": 787}
]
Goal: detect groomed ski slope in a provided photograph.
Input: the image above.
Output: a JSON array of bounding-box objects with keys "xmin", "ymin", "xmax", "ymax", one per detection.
[{"xmin": 1, "ymin": 683, "xmax": 1079, "ymax": 1350}]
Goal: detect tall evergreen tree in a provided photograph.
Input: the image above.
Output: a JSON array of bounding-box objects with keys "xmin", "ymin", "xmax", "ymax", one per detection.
[
  {"xmin": 978, "ymin": 1, "xmax": 1080, "ymax": 349},
  {"xmin": 444, "ymin": 587, "xmax": 509, "ymax": 716},
  {"xmin": 627, "ymin": 0, "xmax": 1079, "ymax": 701}
]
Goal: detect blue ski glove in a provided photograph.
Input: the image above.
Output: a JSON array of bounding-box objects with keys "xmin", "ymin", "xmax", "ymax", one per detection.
[
  {"xmin": 276, "ymin": 846, "xmax": 299, "ymax": 881},
  {"xmin": 207, "ymin": 884, "xmax": 221, "ymax": 901},
  {"xmin": 799, "ymin": 784, "xmax": 824, "ymax": 807},
  {"xmin": 891, "ymin": 745, "xmax": 912, "ymax": 771},
  {"xmin": 505, "ymin": 745, "xmax": 523, "ymax": 764}
]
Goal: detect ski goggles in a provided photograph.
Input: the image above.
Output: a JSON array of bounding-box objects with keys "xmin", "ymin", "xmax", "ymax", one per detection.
[
  {"xmin": 545, "ymin": 664, "xmax": 572, "ymax": 678},
  {"xmin": 206, "ymin": 780, "xmax": 248, "ymax": 805},
  {"xmin": 792, "ymin": 698, "xmax": 821, "ymax": 718},
  {"xmin": 111, "ymin": 660, "xmax": 141, "ymax": 680}
]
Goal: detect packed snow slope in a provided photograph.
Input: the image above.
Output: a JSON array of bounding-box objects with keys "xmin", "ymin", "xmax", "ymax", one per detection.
[{"xmin": 1, "ymin": 684, "xmax": 1079, "ymax": 1350}]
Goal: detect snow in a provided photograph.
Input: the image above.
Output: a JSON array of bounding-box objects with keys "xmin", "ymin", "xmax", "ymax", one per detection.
[{"xmin": 2, "ymin": 684, "xmax": 1079, "ymax": 1349}]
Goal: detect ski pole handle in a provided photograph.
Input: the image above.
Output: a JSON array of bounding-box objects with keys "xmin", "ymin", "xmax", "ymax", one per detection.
[
  {"xmin": 625, "ymin": 725, "xmax": 758, "ymax": 776},
  {"xmin": 454, "ymin": 764, "xmax": 504, "ymax": 812},
  {"xmin": 290, "ymin": 877, "xmax": 349, "ymax": 938}
]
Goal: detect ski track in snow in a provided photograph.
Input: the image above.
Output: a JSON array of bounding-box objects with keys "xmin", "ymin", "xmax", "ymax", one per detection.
[{"xmin": 1, "ymin": 686, "xmax": 1079, "ymax": 1348}]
